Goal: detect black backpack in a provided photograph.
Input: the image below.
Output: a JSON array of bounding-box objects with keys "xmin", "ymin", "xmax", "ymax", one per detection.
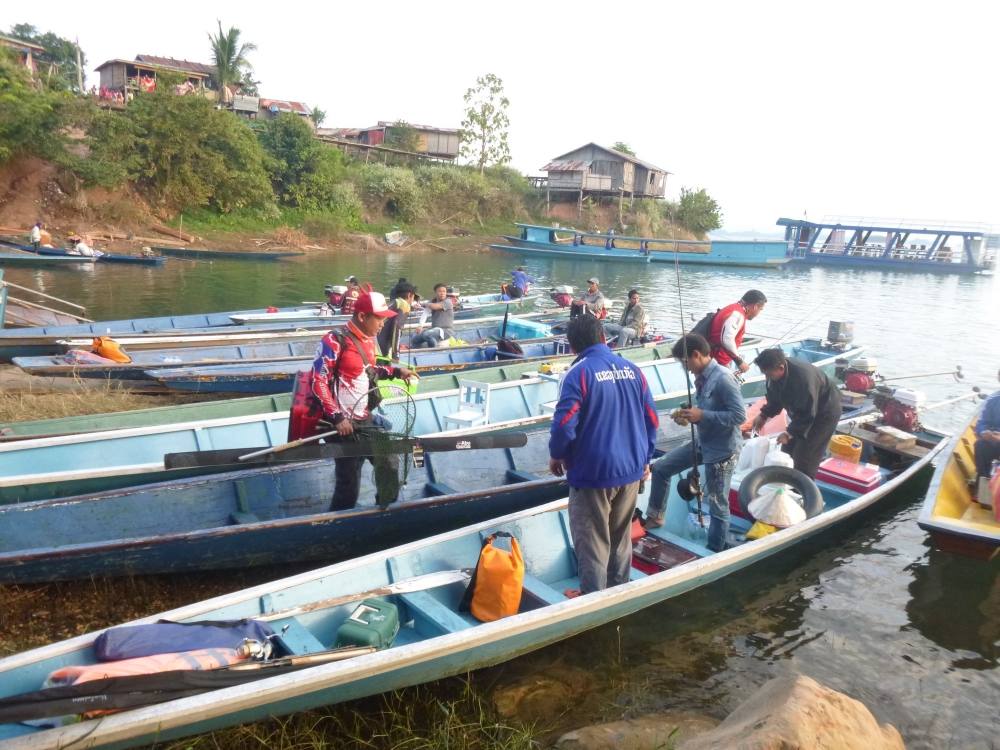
[{"xmin": 690, "ymin": 309, "xmax": 719, "ymax": 341}]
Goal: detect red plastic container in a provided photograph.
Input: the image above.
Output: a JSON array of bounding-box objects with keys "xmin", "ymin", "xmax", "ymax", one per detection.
[{"xmin": 816, "ymin": 457, "xmax": 882, "ymax": 493}]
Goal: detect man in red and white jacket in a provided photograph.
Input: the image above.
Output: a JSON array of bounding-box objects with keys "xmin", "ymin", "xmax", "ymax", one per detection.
[
  {"xmin": 290, "ymin": 287, "xmax": 416, "ymax": 510},
  {"xmin": 708, "ymin": 289, "xmax": 767, "ymax": 373}
]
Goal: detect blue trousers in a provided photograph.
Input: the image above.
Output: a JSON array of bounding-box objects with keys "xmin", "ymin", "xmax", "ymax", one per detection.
[{"xmin": 647, "ymin": 442, "xmax": 737, "ymax": 552}]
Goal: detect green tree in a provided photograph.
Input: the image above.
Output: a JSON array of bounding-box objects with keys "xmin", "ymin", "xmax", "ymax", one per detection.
[
  {"xmin": 310, "ymin": 106, "xmax": 326, "ymax": 127},
  {"xmin": 8, "ymin": 23, "xmax": 86, "ymax": 92},
  {"xmin": 0, "ymin": 48, "xmax": 75, "ymax": 164},
  {"xmin": 87, "ymin": 87, "xmax": 274, "ymax": 212},
  {"xmin": 259, "ymin": 113, "xmax": 320, "ymax": 200},
  {"xmin": 612, "ymin": 141, "xmax": 635, "ymax": 156},
  {"xmin": 384, "ymin": 120, "xmax": 420, "ymax": 152},
  {"xmin": 459, "ymin": 73, "xmax": 511, "ymax": 174},
  {"xmin": 673, "ymin": 187, "xmax": 723, "ymax": 236},
  {"xmin": 207, "ymin": 22, "xmax": 257, "ymax": 103}
]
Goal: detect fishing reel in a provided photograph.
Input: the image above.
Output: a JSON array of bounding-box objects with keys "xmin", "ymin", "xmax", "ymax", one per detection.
[{"xmin": 236, "ymin": 624, "xmax": 289, "ymax": 661}]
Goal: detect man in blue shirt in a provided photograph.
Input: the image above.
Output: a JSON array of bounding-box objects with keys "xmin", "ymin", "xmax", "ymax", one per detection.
[
  {"xmin": 549, "ymin": 315, "xmax": 659, "ymax": 595},
  {"xmin": 508, "ymin": 267, "xmax": 536, "ymax": 299},
  {"xmin": 975, "ymin": 388, "xmax": 1000, "ymax": 479},
  {"xmin": 646, "ymin": 334, "xmax": 747, "ymax": 552}
]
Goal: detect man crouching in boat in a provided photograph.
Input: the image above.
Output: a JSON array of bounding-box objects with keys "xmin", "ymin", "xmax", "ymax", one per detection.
[
  {"xmin": 973, "ymin": 387, "xmax": 1000, "ymax": 492},
  {"xmin": 289, "ymin": 287, "xmax": 417, "ymax": 511},
  {"xmin": 549, "ymin": 315, "xmax": 659, "ymax": 596},
  {"xmin": 645, "ymin": 334, "xmax": 746, "ymax": 551}
]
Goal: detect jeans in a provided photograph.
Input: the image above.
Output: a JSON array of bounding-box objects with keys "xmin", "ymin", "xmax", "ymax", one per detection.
[
  {"xmin": 647, "ymin": 442, "xmax": 737, "ymax": 552},
  {"xmin": 567, "ymin": 482, "xmax": 640, "ymax": 594},
  {"xmin": 409, "ymin": 327, "xmax": 449, "ymax": 349},
  {"xmin": 328, "ymin": 417, "xmax": 400, "ymax": 510},
  {"xmin": 604, "ymin": 323, "xmax": 637, "ymax": 345},
  {"xmin": 975, "ymin": 438, "xmax": 1000, "ymax": 477}
]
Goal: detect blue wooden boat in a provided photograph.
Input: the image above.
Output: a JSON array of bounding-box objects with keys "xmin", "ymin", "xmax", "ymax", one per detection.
[
  {"xmin": 147, "ymin": 338, "xmax": 574, "ymax": 394},
  {"xmin": 0, "ymin": 410, "xmax": 946, "ymax": 750},
  {"xmin": 492, "ymin": 224, "xmax": 789, "ymax": 267},
  {"xmin": 0, "ymin": 251, "xmax": 95, "ymax": 268},
  {"xmin": 778, "ymin": 217, "xmax": 995, "ymax": 274},
  {"xmin": 11, "ymin": 320, "xmax": 553, "ymax": 380},
  {"xmin": 0, "ymin": 238, "xmax": 167, "ymax": 266},
  {"xmin": 0, "ymin": 431, "xmax": 566, "ymax": 582},
  {"xmin": 151, "ymin": 246, "xmax": 306, "ymax": 261},
  {"xmin": 0, "ymin": 338, "xmax": 862, "ymax": 504}
]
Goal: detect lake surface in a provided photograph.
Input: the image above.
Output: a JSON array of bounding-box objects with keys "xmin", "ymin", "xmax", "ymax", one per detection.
[{"xmin": 3, "ymin": 245, "xmax": 998, "ymax": 746}]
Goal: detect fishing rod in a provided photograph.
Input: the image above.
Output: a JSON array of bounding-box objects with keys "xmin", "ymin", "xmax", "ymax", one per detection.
[
  {"xmin": 878, "ymin": 366, "xmax": 963, "ymax": 383},
  {"xmin": 674, "ymin": 253, "xmax": 704, "ymax": 529}
]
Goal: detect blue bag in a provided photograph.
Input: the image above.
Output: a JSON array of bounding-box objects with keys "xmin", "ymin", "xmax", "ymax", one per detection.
[{"xmin": 94, "ymin": 619, "xmax": 275, "ymax": 662}]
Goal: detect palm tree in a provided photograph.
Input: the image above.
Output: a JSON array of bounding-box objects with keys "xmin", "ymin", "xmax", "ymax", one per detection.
[{"xmin": 208, "ymin": 22, "xmax": 257, "ymax": 104}]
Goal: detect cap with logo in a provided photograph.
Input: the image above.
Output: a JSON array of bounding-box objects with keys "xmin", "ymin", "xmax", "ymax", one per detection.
[{"xmin": 354, "ymin": 290, "xmax": 397, "ymax": 318}]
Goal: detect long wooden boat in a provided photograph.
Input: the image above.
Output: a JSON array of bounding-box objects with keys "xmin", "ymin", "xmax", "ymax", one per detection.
[
  {"xmin": 151, "ymin": 245, "xmax": 306, "ymax": 261},
  {"xmin": 0, "ymin": 238, "xmax": 167, "ymax": 266},
  {"xmin": 0, "ymin": 338, "xmax": 862, "ymax": 503},
  {"xmin": 492, "ymin": 224, "xmax": 789, "ymax": 268},
  {"xmin": 230, "ymin": 292, "xmax": 540, "ymax": 325},
  {"xmin": 146, "ymin": 339, "xmax": 577, "ymax": 394},
  {"xmin": 917, "ymin": 403, "xmax": 1000, "ymax": 559},
  {"xmin": 0, "ymin": 410, "xmax": 946, "ymax": 750},
  {"xmin": 11, "ymin": 319, "xmax": 552, "ymax": 380},
  {"xmin": 0, "ymin": 431, "xmax": 565, "ymax": 582},
  {"xmin": 0, "ymin": 251, "xmax": 95, "ymax": 268}
]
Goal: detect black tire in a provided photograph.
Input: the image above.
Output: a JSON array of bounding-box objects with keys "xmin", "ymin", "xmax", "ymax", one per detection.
[{"xmin": 737, "ymin": 465, "xmax": 824, "ymax": 519}]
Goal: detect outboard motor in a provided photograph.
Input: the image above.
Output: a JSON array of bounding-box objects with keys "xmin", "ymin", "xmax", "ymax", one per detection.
[
  {"xmin": 842, "ymin": 357, "xmax": 879, "ymax": 393},
  {"xmin": 825, "ymin": 320, "xmax": 854, "ymax": 350},
  {"xmin": 550, "ymin": 285, "xmax": 574, "ymax": 308},
  {"xmin": 325, "ymin": 284, "xmax": 347, "ymax": 308},
  {"xmin": 872, "ymin": 386, "xmax": 925, "ymax": 432}
]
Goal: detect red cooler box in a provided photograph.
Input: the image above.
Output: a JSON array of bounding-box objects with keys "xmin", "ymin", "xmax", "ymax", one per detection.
[{"xmin": 816, "ymin": 457, "xmax": 882, "ymax": 493}]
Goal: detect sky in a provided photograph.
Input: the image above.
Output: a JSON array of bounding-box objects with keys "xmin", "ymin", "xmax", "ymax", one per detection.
[{"xmin": 6, "ymin": 0, "xmax": 1000, "ymax": 232}]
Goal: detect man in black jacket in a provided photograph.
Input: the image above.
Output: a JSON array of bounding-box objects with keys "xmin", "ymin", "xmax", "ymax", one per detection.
[{"xmin": 751, "ymin": 348, "xmax": 842, "ymax": 478}]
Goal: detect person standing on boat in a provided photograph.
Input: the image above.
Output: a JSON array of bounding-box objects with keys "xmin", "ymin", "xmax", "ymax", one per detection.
[
  {"xmin": 645, "ymin": 334, "xmax": 746, "ymax": 552},
  {"xmin": 291, "ymin": 288, "xmax": 417, "ymax": 510},
  {"xmin": 706, "ymin": 290, "xmax": 767, "ymax": 373},
  {"xmin": 340, "ymin": 277, "xmax": 362, "ymax": 315},
  {"xmin": 409, "ymin": 283, "xmax": 456, "ymax": 348},
  {"xmin": 377, "ymin": 281, "xmax": 418, "ymax": 359},
  {"xmin": 549, "ymin": 314, "xmax": 659, "ymax": 596},
  {"xmin": 570, "ymin": 277, "xmax": 606, "ymax": 319},
  {"xmin": 973, "ymin": 388, "xmax": 1000, "ymax": 482},
  {"xmin": 604, "ymin": 289, "xmax": 647, "ymax": 346},
  {"xmin": 29, "ymin": 222, "xmax": 42, "ymax": 252},
  {"xmin": 751, "ymin": 348, "xmax": 841, "ymax": 479}
]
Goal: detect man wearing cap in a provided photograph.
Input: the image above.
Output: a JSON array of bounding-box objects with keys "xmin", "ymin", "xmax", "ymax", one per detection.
[
  {"xmin": 377, "ymin": 281, "xmax": 418, "ymax": 359},
  {"xmin": 705, "ymin": 290, "xmax": 767, "ymax": 373},
  {"xmin": 292, "ymin": 287, "xmax": 417, "ymax": 510},
  {"xmin": 570, "ymin": 278, "xmax": 606, "ymax": 319},
  {"xmin": 409, "ymin": 282, "xmax": 456, "ymax": 348},
  {"xmin": 340, "ymin": 276, "xmax": 362, "ymax": 315},
  {"xmin": 645, "ymin": 333, "xmax": 746, "ymax": 552}
]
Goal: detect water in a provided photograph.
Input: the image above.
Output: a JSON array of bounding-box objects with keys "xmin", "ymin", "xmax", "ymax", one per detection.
[{"xmin": 4, "ymin": 249, "xmax": 999, "ymax": 745}]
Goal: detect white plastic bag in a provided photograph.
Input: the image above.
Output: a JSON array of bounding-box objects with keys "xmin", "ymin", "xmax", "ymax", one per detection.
[
  {"xmin": 736, "ymin": 436, "xmax": 771, "ymax": 472},
  {"xmin": 747, "ymin": 485, "xmax": 806, "ymax": 528},
  {"xmin": 764, "ymin": 448, "xmax": 794, "ymax": 468}
]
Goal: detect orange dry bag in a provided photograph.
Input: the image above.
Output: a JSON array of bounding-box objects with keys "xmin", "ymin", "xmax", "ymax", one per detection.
[
  {"xmin": 90, "ymin": 336, "xmax": 132, "ymax": 363},
  {"xmin": 459, "ymin": 532, "xmax": 524, "ymax": 622}
]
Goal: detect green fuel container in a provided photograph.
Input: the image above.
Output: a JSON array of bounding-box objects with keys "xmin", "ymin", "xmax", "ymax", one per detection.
[{"xmin": 335, "ymin": 598, "xmax": 400, "ymax": 650}]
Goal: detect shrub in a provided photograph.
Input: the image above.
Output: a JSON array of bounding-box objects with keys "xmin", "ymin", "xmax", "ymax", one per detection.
[{"xmin": 356, "ymin": 163, "xmax": 423, "ymax": 221}]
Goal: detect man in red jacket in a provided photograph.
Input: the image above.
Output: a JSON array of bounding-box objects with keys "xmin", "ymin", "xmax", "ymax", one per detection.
[
  {"xmin": 707, "ymin": 289, "xmax": 767, "ymax": 373},
  {"xmin": 292, "ymin": 287, "xmax": 416, "ymax": 510}
]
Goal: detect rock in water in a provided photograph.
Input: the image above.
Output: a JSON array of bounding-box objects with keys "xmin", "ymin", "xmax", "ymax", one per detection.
[
  {"xmin": 680, "ymin": 674, "xmax": 905, "ymax": 750},
  {"xmin": 556, "ymin": 711, "xmax": 719, "ymax": 749}
]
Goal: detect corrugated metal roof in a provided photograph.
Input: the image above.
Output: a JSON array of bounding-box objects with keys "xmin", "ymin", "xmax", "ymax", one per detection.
[
  {"xmin": 96, "ymin": 56, "xmax": 214, "ymax": 78},
  {"xmin": 134, "ymin": 55, "xmax": 216, "ymax": 77},
  {"xmin": 542, "ymin": 160, "xmax": 590, "ymax": 172},
  {"xmin": 0, "ymin": 34, "xmax": 46, "ymax": 52},
  {"xmin": 550, "ymin": 143, "xmax": 670, "ymax": 174},
  {"xmin": 375, "ymin": 120, "xmax": 460, "ymax": 134},
  {"xmin": 260, "ymin": 99, "xmax": 312, "ymax": 116}
]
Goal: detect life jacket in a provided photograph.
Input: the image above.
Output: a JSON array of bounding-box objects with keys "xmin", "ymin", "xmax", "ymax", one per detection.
[
  {"xmin": 340, "ymin": 287, "xmax": 361, "ymax": 314},
  {"xmin": 707, "ymin": 302, "xmax": 746, "ymax": 365},
  {"xmin": 90, "ymin": 336, "xmax": 131, "ymax": 363},
  {"xmin": 460, "ymin": 532, "xmax": 524, "ymax": 622}
]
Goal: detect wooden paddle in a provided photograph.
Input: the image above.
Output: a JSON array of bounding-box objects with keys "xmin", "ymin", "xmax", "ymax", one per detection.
[{"xmin": 163, "ymin": 431, "xmax": 531, "ymax": 470}]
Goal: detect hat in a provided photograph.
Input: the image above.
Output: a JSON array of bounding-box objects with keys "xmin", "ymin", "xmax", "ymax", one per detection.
[
  {"xmin": 587, "ymin": 277, "xmax": 599, "ymax": 284},
  {"xmin": 354, "ymin": 290, "xmax": 397, "ymax": 318},
  {"xmin": 446, "ymin": 286, "xmax": 459, "ymax": 296},
  {"xmin": 345, "ymin": 276, "xmax": 359, "ymax": 284}
]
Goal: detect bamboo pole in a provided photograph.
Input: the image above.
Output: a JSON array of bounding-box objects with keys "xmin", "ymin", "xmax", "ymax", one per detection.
[
  {"xmin": 0, "ymin": 281, "xmax": 88, "ymax": 310},
  {"xmin": 6, "ymin": 295, "xmax": 92, "ymax": 322}
]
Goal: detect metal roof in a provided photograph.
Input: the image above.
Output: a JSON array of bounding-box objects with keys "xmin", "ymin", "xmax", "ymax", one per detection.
[
  {"xmin": 95, "ymin": 57, "xmax": 213, "ymax": 78},
  {"xmin": 542, "ymin": 160, "xmax": 591, "ymax": 172},
  {"xmin": 365, "ymin": 121, "xmax": 461, "ymax": 134},
  {"xmin": 260, "ymin": 99, "xmax": 312, "ymax": 116},
  {"xmin": 550, "ymin": 143, "xmax": 670, "ymax": 174},
  {"xmin": 0, "ymin": 34, "xmax": 46, "ymax": 52},
  {"xmin": 135, "ymin": 55, "xmax": 216, "ymax": 76}
]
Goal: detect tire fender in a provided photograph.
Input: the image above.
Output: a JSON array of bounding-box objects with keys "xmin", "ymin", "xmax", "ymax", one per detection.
[{"xmin": 737, "ymin": 465, "xmax": 824, "ymax": 520}]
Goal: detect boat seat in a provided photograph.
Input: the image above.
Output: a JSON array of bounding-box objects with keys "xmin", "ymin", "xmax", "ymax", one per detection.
[
  {"xmin": 267, "ymin": 616, "xmax": 328, "ymax": 655},
  {"xmin": 425, "ymin": 482, "xmax": 457, "ymax": 497},
  {"xmin": 521, "ymin": 573, "xmax": 564, "ymax": 605},
  {"xmin": 442, "ymin": 380, "xmax": 492, "ymax": 430},
  {"xmin": 539, "ymin": 400, "xmax": 558, "ymax": 415},
  {"xmin": 229, "ymin": 511, "xmax": 262, "ymax": 525},
  {"xmin": 506, "ymin": 469, "xmax": 540, "ymax": 484},
  {"xmin": 398, "ymin": 591, "xmax": 475, "ymax": 635}
]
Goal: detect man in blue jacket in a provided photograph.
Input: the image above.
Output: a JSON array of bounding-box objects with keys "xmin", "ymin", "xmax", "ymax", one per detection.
[
  {"xmin": 646, "ymin": 334, "xmax": 746, "ymax": 552},
  {"xmin": 549, "ymin": 315, "xmax": 659, "ymax": 596},
  {"xmin": 974, "ymin": 387, "xmax": 1000, "ymax": 480}
]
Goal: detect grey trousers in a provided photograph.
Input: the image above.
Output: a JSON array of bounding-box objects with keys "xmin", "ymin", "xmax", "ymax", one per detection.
[{"xmin": 568, "ymin": 482, "xmax": 640, "ymax": 594}]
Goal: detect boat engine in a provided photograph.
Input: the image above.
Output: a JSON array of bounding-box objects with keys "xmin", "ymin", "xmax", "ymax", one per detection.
[
  {"xmin": 872, "ymin": 386, "xmax": 925, "ymax": 432},
  {"xmin": 841, "ymin": 357, "xmax": 879, "ymax": 393},
  {"xmin": 550, "ymin": 285, "xmax": 574, "ymax": 308}
]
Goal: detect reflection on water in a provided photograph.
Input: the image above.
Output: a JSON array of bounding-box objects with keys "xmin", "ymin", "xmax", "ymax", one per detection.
[{"xmin": 4, "ymin": 246, "xmax": 999, "ymax": 746}]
